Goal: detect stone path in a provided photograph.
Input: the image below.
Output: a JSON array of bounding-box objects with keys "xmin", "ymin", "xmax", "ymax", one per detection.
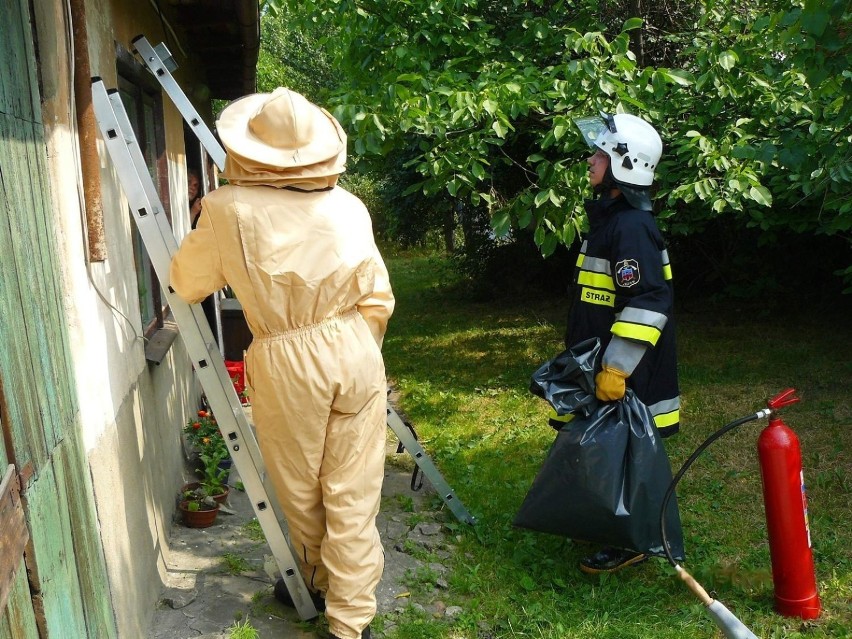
[{"xmin": 147, "ymin": 434, "xmax": 464, "ymax": 638}]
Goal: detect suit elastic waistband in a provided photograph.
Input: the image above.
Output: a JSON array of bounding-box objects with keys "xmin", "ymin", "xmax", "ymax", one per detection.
[{"xmin": 254, "ymin": 310, "xmax": 359, "ymax": 343}]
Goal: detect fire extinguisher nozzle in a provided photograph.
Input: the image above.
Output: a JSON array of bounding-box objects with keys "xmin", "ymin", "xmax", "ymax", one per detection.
[{"xmin": 767, "ymin": 388, "xmax": 800, "ymax": 410}]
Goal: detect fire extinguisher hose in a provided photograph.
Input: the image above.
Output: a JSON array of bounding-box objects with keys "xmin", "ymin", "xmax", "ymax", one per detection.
[{"xmin": 660, "ymin": 412, "xmax": 766, "ymax": 567}]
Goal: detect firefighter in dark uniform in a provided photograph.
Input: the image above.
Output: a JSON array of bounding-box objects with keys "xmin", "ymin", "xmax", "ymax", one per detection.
[{"xmin": 567, "ymin": 112, "xmax": 680, "ymax": 573}]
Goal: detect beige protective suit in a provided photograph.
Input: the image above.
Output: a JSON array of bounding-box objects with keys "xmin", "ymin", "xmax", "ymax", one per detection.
[{"xmin": 170, "ymin": 89, "xmax": 393, "ymax": 639}]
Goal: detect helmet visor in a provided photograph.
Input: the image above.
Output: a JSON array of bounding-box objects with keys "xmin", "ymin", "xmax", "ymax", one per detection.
[{"xmin": 573, "ymin": 114, "xmax": 615, "ymax": 148}]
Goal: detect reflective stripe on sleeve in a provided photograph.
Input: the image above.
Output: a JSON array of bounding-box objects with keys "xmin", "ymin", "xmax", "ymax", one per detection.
[
  {"xmin": 601, "ymin": 334, "xmax": 647, "ymax": 375},
  {"xmin": 611, "ymin": 307, "xmax": 668, "ymax": 345},
  {"xmin": 661, "ymin": 249, "xmax": 673, "ymax": 280},
  {"xmin": 581, "ymin": 256, "xmax": 611, "ymax": 275},
  {"xmin": 618, "ymin": 307, "xmax": 668, "ymax": 331},
  {"xmin": 548, "ymin": 409, "xmax": 575, "ymax": 430},
  {"xmin": 649, "ymin": 397, "xmax": 680, "ymax": 429},
  {"xmin": 653, "ymin": 410, "xmax": 680, "ymax": 429},
  {"xmin": 578, "ymin": 270, "xmax": 615, "ymax": 291},
  {"xmin": 576, "ymin": 241, "xmax": 588, "ymax": 267},
  {"xmin": 611, "ymin": 321, "xmax": 662, "ymax": 345},
  {"xmin": 548, "ymin": 409, "xmax": 574, "ymax": 423}
]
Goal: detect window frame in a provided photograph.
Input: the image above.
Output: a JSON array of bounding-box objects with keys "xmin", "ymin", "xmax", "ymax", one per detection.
[{"xmin": 116, "ymin": 47, "xmax": 178, "ymax": 362}]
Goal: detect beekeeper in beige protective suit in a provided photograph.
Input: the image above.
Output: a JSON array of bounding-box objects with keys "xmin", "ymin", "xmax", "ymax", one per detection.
[{"xmin": 170, "ymin": 88, "xmax": 393, "ymax": 639}]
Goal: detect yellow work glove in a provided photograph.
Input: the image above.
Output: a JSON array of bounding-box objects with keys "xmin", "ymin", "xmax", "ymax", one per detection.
[{"xmin": 595, "ymin": 366, "xmax": 628, "ymax": 401}]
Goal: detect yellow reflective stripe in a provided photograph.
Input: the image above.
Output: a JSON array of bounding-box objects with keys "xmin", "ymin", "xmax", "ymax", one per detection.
[
  {"xmin": 576, "ymin": 252, "xmax": 585, "ymax": 267},
  {"xmin": 580, "ymin": 287, "xmax": 615, "ymax": 307},
  {"xmin": 611, "ymin": 321, "xmax": 662, "ymax": 345},
  {"xmin": 663, "ymin": 264, "xmax": 672, "ymax": 280},
  {"xmin": 548, "ymin": 409, "xmax": 574, "ymax": 423},
  {"xmin": 578, "ymin": 270, "xmax": 615, "ymax": 291},
  {"xmin": 654, "ymin": 409, "xmax": 680, "ymax": 429}
]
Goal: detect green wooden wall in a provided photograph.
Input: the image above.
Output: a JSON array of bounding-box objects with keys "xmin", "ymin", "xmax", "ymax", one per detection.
[{"xmin": 0, "ymin": 0, "xmax": 117, "ymax": 636}]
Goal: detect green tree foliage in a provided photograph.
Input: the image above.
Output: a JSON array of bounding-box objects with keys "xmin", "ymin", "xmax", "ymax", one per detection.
[
  {"xmin": 265, "ymin": 0, "xmax": 849, "ymax": 272},
  {"xmin": 256, "ymin": 3, "xmax": 340, "ymax": 101},
  {"xmin": 257, "ymin": 3, "xmax": 405, "ymax": 244}
]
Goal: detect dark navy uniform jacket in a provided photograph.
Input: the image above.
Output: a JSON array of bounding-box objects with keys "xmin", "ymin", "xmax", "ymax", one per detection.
[{"xmin": 565, "ymin": 195, "xmax": 680, "ymax": 436}]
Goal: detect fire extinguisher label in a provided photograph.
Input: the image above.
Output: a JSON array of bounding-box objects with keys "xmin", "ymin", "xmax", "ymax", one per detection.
[{"xmin": 801, "ymin": 471, "xmax": 812, "ymax": 548}]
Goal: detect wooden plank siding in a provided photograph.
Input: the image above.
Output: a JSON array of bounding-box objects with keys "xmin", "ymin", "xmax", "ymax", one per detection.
[
  {"xmin": 0, "ymin": 0, "xmax": 50, "ymax": 478},
  {"xmin": 21, "ymin": 461, "xmax": 88, "ymax": 638},
  {"xmin": 0, "ymin": 0, "xmax": 39, "ymax": 123},
  {"xmin": 0, "ymin": 0, "xmax": 118, "ymax": 636},
  {"xmin": 0, "ymin": 568, "xmax": 39, "ymax": 639},
  {"xmin": 56, "ymin": 430, "xmax": 117, "ymax": 636}
]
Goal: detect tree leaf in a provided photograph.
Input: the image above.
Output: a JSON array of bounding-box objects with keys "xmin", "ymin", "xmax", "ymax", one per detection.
[
  {"xmin": 447, "ymin": 178, "xmax": 459, "ymax": 197},
  {"xmin": 719, "ymin": 50, "xmax": 739, "ymax": 71},
  {"xmin": 664, "ymin": 69, "xmax": 694, "ymax": 86},
  {"xmin": 749, "ymin": 185, "xmax": 773, "ymax": 206},
  {"xmin": 622, "ymin": 17, "xmax": 644, "ymax": 32},
  {"xmin": 540, "ymin": 233, "xmax": 558, "ymax": 257},
  {"xmin": 801, "ymin": 8, "xmax": 829, "ymax": 36},
  {"xmin": 492, "ymin": 210, "xmax": 511, "ymax": 238}
]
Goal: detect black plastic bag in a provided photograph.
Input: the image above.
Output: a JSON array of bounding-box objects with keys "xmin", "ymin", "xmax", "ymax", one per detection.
[
  {"xmin": 529, "ymin": 337, "xmax": 600, "ymax": 418},
  {"xmin": 517, "ymin": 341, "xmax": 684, "ymax": 559}
]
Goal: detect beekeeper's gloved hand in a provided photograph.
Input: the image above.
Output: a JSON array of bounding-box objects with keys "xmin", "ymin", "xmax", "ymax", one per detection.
[
  {"xmin": 595, "ymin": 335, "xmax": 648, "ymax": 402},
  {"xmin": 595, "ymin": 366, "xmax": 628, "ymax": 401}
]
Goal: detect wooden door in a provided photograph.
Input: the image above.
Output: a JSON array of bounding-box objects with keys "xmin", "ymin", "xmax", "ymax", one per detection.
[{"xmin": 0, "ymin": 1, "xmax": 116, "ymax": 636}]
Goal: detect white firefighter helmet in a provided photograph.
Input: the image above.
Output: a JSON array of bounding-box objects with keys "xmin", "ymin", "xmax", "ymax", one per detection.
[{"xmin": 574, "ymin": 112, "xmax": 662, "ymax": 187}]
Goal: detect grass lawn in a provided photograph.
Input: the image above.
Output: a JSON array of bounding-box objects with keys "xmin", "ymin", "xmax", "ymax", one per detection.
[{"xmin": 380, "ymin": 252, "xmax": 852, "ymax": 639}]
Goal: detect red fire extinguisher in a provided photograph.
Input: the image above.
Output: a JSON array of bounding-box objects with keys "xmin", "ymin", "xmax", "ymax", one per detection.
[{"xmin": 757, "ymin": 388, "xmax": 821, "ymax": 619}]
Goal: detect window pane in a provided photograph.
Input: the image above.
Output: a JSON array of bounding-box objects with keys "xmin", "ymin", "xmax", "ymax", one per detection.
[
  {"xmin": 135, "ymin": 233, "xmax": 155, "ymax": 326},
  {"xmin": 118, "ymin": 84, "xmax": 160, "ymax": 331}
]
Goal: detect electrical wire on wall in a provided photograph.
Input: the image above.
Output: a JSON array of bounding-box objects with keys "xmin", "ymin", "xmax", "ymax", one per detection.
[
  {"xmin": 151, "ymin": 0, "xmax": 188, "ymax": 61},
  {"xmin": 63, "ymin": 0, "xmax": 144, "ymax": 345}
]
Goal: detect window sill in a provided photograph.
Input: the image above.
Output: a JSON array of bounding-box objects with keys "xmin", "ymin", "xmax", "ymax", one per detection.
[{"xmin": 145, "ymin": 319, "xmax": 180, "ymax": 365}]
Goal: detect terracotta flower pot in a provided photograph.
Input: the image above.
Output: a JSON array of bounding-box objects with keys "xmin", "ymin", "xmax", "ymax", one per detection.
[
  {"xmin": 211, "ymin": 485, "xmax": 230, "ymax": 504},
  {"xmin": 179, "ymin": 500, "xmax": 220, "ymax": 528}
]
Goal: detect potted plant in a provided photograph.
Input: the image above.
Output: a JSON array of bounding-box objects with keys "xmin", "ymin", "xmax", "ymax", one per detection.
[
  {"xmin": 184, "ymin": 409, "xmax": 232, "ymax": 471},
  {"xmin": 179, "ymin": 486, "xmax": 220, "ymax": 528},
  {"xmin": 196, "ymin": 450, "xmax": 231, "ymax": 504},
  {"xmin": 179, "ymin": 410, "xmax": 231, "ymax": 527}
]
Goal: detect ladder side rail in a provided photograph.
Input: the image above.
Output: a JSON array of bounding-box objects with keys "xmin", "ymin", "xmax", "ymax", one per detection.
[
  {"xmin": 91, "ymin": 79, "xmax": 318, "ymax": 619},
  {"xmin": 386, "ymin": 408, "xmax": 477, "ymax": 525},
  {"xmin": 131, "ymin": 36, "xmax": 227, "ymax": 171},
  {"xmin": 212, "ymin": 293, "xmax": 224, "ymax": 357}
]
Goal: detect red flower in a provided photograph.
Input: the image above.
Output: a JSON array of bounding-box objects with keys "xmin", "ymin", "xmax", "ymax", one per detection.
[
  {"xmin": 192, "ymin": 422, "xmax": 201, "ymax": 430},
  {"xmin": 198, "ymin": 410, "xmax": 208, "ymax": 418}
]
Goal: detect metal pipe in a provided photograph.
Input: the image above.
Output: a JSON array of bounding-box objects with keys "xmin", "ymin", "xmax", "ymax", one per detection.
[{"xmin": 69, "ymin": 0, "xmax": 106, "ymax": 261}]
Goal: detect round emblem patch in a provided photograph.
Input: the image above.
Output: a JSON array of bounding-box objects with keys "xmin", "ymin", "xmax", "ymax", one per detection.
[{"xmin": 615, "ymin": 259, "xmax": 640, "ymax": 288}]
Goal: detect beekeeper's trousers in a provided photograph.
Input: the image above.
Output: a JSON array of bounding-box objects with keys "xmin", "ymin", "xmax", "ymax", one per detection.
[{"xmin": 246, "ymin": 311, "xmax": 386, "ymax": 639}]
